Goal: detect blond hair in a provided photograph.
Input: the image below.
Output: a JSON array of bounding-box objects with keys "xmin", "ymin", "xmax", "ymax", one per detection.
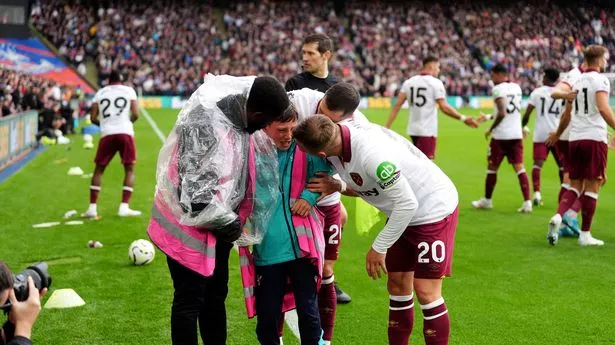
[
  {"xmin": 292, "ymin": 115, "xmax": 337, "ymax": 151},
  {"xmin": 584, "ymin": 45, "xmax": 608, "ymax": 66}
]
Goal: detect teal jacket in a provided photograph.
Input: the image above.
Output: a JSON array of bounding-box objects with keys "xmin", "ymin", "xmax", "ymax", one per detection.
[{"xmin": 253, "ymin": 140, "xmax": 331, "ymax": 266}]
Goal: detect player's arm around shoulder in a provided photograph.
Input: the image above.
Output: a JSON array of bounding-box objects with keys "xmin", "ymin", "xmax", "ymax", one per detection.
[
  {"xmin": 595, "ymin": 76, "xmax": 615, "ymax": 129},
  {"xmin": 551, "ymin": 80, "xmax": 576, "ymax": 101},
  {"xmin": 301, "ymin": 156, "xmax": 334, "ymax": 206}
]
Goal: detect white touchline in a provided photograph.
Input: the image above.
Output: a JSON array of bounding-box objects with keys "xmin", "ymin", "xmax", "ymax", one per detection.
[
  {"xmin": 284, "ymin": 309, "xmax": 302, "ymax": 341},
  {"xmin": 139, "ymin": 105, "xmax": 166, "ymax": 143}
]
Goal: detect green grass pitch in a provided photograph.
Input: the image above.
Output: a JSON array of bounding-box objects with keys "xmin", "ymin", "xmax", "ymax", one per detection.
[{"xmin": 1, "ymin": 107, "xmax": 614, "ymax": 344}]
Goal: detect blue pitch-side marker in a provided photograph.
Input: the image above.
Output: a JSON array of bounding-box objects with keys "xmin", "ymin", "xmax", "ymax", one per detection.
[{"xmin": 0, "ymin": 146, "xmax": 47, "ymax": 184}]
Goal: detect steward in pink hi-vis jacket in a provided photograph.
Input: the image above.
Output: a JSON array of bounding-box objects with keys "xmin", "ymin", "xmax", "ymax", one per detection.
[{"xmin": 147, "ymin": 74, "xmax": 290, "ymax": 345}]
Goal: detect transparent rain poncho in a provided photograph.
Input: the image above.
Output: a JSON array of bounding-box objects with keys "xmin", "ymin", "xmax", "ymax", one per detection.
[{"xmin": 153, "ymin": 74, "xmax": 279, "ymax": 245}]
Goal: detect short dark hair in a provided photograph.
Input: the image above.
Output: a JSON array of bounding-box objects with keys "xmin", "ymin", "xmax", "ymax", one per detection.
[
  {"xmin": 293, "ymin": 115, "xmax": 337, "ymax": 151},
  {"xmin": 277, "ymin": 103, "xmax": 298, "ymax": 123},
  {"xmin": 247, "ymin": 75, "xmax": 290, "ymax": 121},
  {"xmin": 422, "ymin": 56, "xmax": 439, "ymax": 66},
  {"xmin": 543, "ymin": 68, "xmax": 560, "ymax": 84},
  {"xmin": 303, "ymin": 34, "xmax": 334, "ymax": 55},
  {"xmin": 584, "ymin": 45, "xmax": 608, "ymax": 65},
  {"xmin": 323, "ymin": 83, "xmax": 360, "ymax": 117},
  {"xmin": 0, "ymin": 261, "xmax": 13, "ymax": 292},
  {"xmin": 491, "ymin": 63, "xmax": 508, "ymax": 74},
  {"xmin": 109, "ymin": 71, "xmax": 123, "ymax": 83}
]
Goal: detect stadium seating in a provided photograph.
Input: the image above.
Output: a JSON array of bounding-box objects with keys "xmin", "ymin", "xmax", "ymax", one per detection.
[{"xmin": 28, "ymin": 1, "xmax": 615, "ymax": 97}]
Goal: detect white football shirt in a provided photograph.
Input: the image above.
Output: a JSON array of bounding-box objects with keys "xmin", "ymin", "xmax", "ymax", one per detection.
[
  {"xmin": 327, "ymin": 121, "xmax": 458, "ymax": 253},
  {"xmin": 527, "ymin": 86, "xmax": 566, "ymax": 142},
  {"xmin": 558, "ymin": 67, "xmax": 583, "ymax": 141},
  {"xmin": 491, "ymin": 82, "xmax": 523, "ymax": 140},
  {"xmin": 400, "ymin": 75, "xmax": 446, "ymax": 137},
  {"xmin": 92, "ymin": 84, "xmax": 137, "ymax": 137},
  {"xmin": 570, "ymin": 71, "xmax": 611, "ymax": 143},
  {"xmin": 288, "ymin": 88, "xmax": 369, "ymax": 206}
]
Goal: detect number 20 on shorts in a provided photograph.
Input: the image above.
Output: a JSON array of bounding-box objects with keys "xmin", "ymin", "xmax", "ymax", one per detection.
[{"xmin": 417, "ymin": 240, "xmax": 446, "ymax": 263}]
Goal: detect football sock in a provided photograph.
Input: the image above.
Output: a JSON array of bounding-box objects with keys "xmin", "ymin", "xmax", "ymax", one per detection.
[
  {"xmin": 388, "ymin": 294, "xmax": 414, "ymax": 345},
  {"xmin": 421, "ymin": 297, "xmax": 450, "ymax": 345},
  {"xmin": 568, "ymin": 198, "xmax": 582, "ymax": 218},
  {"xmin": 319, "ymin": 275, "xmax": 337, "ymax": 342},
  {"xmin": 558, "ymin": 183, "xmax": 570, "ymax": 203},
  {"xmin": 90, "ymin": 185, "xmax": 101, "ymax": 204},
  {"xmin": 122, "ymin": 186, "xmax": 133, "ymax": 204},
  {"xmin": 517, "ymin": 169, "xmax": 531, "ymax": 201},
  {"xmin": 532, "ymin": 165, "xmax": 541, "ymax": 193},
  {"xmin": 557, "ymin": 188, "xmax": 580, "ymax": 216},
  {"xmin": 485, "ymin": 170, "xmax": 497, "ymax": 199},
  {"xmin": 581, "ymin": 192, "xmax": 598, "ymax": 232}
]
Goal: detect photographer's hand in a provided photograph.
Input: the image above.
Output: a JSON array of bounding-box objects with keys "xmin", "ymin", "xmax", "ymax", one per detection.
[{"xmin": 7, "ymin": 277, "xmax": 47, "ymax": 340}]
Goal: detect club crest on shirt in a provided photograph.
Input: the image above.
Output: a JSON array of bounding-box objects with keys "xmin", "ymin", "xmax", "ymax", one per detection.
[{"xmin": 350, "ymin": 172, "xmax": 363, "ymax": 186}]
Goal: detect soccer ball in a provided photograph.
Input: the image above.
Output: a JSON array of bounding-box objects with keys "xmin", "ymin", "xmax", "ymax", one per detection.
[{"xmin": 128, "ymin": 239, "xmax": 155, "ymax": 265}]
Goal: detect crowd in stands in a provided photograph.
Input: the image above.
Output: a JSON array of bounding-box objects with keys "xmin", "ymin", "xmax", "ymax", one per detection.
[
  {"xmin": 452, "ymin": 3, "xmax": 615, "ymax": 95},
  {"xmin": 0, "ymin": 69, "xmax": 85, "ymax": 137},
  {"xmin": 26, "ymin": 0, "xmax": 615, "ymax": 97},
  {"xmin": 345, "ymin": 2, "xmax": 488, "ymax": 96},
  {"xmin": 221, "ymin": 1, "xmax": 351, "ymax": 88}
]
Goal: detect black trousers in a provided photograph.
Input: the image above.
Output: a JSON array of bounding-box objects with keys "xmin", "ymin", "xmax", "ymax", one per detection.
[
  {"xmin": 255, "ymin": 259, "xmax": 321, "ymax": 345},
  {"xmin": 166, "ymin": 240, "xmax": 234, "ymax": 345}
]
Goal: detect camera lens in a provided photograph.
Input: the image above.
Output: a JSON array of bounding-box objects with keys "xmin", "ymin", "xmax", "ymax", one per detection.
[{"xmin": 13, "ymin": 262, "xmax": 52, "ymax": 302}]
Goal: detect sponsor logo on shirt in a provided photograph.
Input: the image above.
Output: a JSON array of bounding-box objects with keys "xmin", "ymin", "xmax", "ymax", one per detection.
[
  {"xmin": 350, "ymin": 172, "xmax": 363, "ymax": 186},
  {"xmin": 356, "ymin": 188, "xmax": 379, "ymax": 197},
  {"xmin": 376, "ymin": 161, "xmax": 397, "ymax": 181},
  {"xmin": 378, "ymin": 170, "xmax": 401, "ymax": 190}
]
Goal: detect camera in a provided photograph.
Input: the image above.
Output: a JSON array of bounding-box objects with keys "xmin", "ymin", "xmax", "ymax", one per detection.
[{"xmin": 1, "ymin": 262, "xmax": 52, "ymax": 313}]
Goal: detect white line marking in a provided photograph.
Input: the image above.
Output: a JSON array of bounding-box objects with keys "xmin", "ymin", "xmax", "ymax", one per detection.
[
  {"xmin": 139, "ymin": 106, "xmax": 166, "ymax": 143},
  {"xmin": 284, "ymin": 309, "xmax": 302, "ymax": 341}
]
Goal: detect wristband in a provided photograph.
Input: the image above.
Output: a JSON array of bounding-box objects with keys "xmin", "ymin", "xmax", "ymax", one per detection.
[
  {"xmin": 339, "ymin": 180, "xmax": 347, "ymax": 193},
  {"xmin": 459, "ymin": 115, "xmax": 467, "ymax": 122}
]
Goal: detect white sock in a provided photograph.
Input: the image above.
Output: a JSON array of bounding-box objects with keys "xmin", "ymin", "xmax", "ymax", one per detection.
[
  {"xmin": 119, "ymin": 202, "xmax": 129, "ymax": 210},
  {"xmin": 534, "ymin": 191, "xmax": 541, "ymax": 200},
  {"xmin": 88, "ymin": 203, "xmax": 97, "ymax": 213}
]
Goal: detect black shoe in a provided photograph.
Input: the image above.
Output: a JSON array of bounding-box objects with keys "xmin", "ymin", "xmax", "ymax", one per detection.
[{"xmin": 335, "ymin": 283, "xmax": 351, "ymax": 304}]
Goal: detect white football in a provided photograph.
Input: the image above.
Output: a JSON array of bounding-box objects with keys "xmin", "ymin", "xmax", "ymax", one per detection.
[{"xmin": 128, "ymin": 239, "xmax": 155, "ymax": 265}]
